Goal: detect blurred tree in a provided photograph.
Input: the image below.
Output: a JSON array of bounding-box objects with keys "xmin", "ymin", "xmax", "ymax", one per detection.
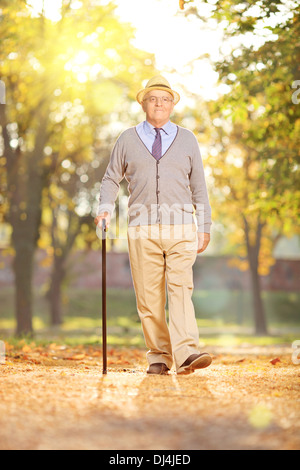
[
  {"xmin": 0, "ymin": 0, "xmax": 155, "ymax": 334},
  {"xmin": 185, "ymin": 0, "xmax": 300, "ymax": 334}
]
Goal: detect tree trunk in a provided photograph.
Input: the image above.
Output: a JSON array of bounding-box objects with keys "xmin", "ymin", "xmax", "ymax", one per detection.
[
  {"xmin": 249, "ymin": 261, "xmax": 268, "ymax": 335},
  {"xmin": 48, "ymin": 257, "xmax": 65, "ymax": 326},
  {"xmin": 10, "ymin": 114, "xmax": 48, "ymax": 335},
  {"xmin": 243, "ymin": 214, "xmax": 268, "ymax": 336},
  {"xmin": 13, "ymin": 243, "xmax": 34, "ymax": 336},
  {"xmin": 11, "ymin": 205, "xmax": 42, "ymax": 336},
  {"xmin": 10, "ymin": 179, "xmax": 44, "ymax": 335},
  {"xmin": 2, "ymin": 100, "xmax": 50, "ymax": 336},
  {"xmin": 47, "ymin": 210, "xmax": 88, "ymax": 326}
]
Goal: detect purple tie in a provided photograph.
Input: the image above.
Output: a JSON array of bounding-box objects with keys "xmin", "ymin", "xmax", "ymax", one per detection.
[{"xmin": 152, "ymin": 128, "xmax": 162, "ymax": 160}]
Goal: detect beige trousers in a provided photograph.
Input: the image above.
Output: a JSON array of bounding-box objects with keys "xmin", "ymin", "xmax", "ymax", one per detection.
[{"xmin": 127, "ymin": 224, "xmax": 200, "ymax": 371}]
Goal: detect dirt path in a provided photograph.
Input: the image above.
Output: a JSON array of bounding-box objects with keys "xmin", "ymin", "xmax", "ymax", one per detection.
[{"xmin": 0, "ymin": 343, "xmax": 299, "ymax": 450}]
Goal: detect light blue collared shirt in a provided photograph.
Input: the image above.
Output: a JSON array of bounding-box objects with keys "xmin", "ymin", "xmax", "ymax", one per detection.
[{"xmin": 135, "ymin": 120, "xmax": 178, "ymax": 156}]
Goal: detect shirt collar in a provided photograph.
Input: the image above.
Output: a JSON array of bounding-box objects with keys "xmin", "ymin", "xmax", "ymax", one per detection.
[{"xmin": 144, "ymin": 120, "xmax": 175, "ymax": 136}]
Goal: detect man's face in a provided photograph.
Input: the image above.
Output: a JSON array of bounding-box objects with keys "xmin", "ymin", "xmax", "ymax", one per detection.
[{"xmin": 141, "ymin": 89, "xmax": 175, "ymax": 125}]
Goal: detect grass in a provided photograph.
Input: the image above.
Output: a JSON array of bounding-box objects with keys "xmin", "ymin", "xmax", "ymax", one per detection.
[{"xmin": 0, "ymin": 287, "xmax": 299, "ymax": 347}]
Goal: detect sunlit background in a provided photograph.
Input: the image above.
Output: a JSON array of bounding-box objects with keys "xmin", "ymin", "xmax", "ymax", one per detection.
[
  {"xmin": 26, "ymin": 0, "xmax": 295, "ymax": 103},
  {"xmin": 26, "ymin": 0, "xmax": 225, "ymax": 104},
  {"xmin": 0, "ymin": 0, "xmax": 299, "ymax": 343}
]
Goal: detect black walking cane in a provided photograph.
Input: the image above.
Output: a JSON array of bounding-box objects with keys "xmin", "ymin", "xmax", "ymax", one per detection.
[{"xmin": 102, "ymin": 218, "xmax": 107, "ymax": 374}]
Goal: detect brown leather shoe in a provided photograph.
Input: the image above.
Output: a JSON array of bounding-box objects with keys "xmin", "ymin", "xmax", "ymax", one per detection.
[
  {"xmin": 177, "ymin": 353, "xmax": 212, "ymax": 375},
  {"xmin": 147, "ymin": 363, "xmax": 170, "ymax": 375}
]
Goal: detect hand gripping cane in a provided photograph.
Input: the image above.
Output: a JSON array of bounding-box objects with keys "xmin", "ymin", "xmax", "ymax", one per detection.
[{"xmin": 102, "ymin": 218, "xmax": 107, "ymax": 374}]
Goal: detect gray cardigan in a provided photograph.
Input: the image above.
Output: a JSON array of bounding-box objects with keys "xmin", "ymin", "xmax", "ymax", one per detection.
[{"xmin": 98, "ymin": 125, "xmax": 212, "ymax": 233}]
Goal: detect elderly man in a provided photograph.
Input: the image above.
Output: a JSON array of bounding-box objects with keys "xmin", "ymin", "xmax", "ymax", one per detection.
[{"xmin": 94, "ymin": 76, "xmax": 212, "ymax": 375}]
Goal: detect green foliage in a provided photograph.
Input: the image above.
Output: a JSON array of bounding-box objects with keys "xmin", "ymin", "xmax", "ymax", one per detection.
[
  {"xmin": 186, "ymin": 0, "xmax": 300, "ymax": 258},
  {"xmin": 183, "ymin": 0, "xmax": 300, "ymax": 335}
]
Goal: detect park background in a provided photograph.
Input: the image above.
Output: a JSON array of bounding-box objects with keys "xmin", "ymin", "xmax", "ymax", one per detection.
[
  {"xmin": 0, "ymin": 0, "xmax": 299, "ymax": 349},
  {"xmin": 0, "ymin": 0, "xmax": 300, "ymax": 452}
]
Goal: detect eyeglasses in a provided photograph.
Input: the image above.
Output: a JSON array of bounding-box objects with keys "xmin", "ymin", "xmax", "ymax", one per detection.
[{"xmin": 143, "ymin": 96, "xmax": 174, "ymax": 104}]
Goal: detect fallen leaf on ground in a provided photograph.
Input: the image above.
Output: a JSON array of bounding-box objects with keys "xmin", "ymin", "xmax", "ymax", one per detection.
[{"xmin": 270, "ymin": 358, "xmax": 281, "ymax": 365}]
